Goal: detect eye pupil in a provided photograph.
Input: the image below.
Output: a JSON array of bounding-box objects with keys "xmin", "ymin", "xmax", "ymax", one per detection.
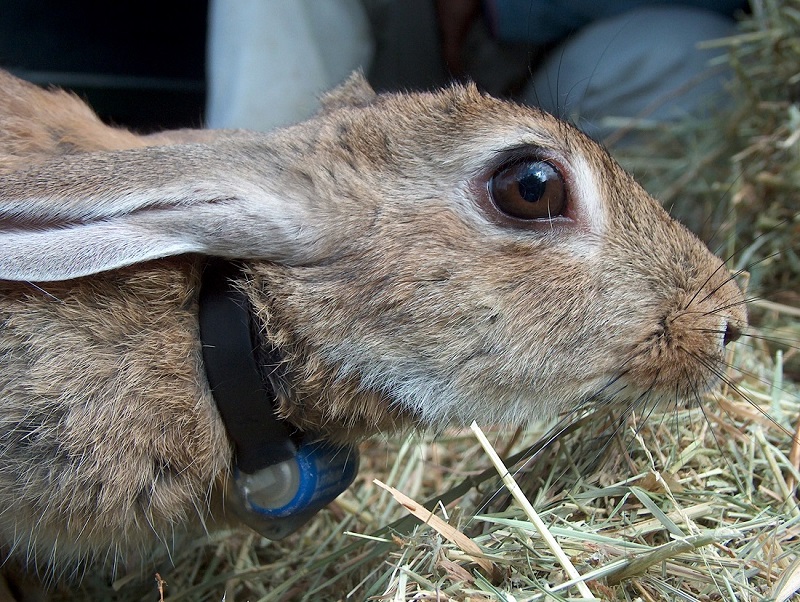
[
  {"xmin": 518, "ymin": 168, "xmax": 548, "ymax": 203},
  {"xmin": 489, "ymin": 159, "xmax": 567, "ymax": 221}
]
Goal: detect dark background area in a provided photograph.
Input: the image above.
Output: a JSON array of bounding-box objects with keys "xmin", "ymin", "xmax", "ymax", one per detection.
[{"xmin": 0, "ymin": 0, "xmax": 208, "ymax": 132}]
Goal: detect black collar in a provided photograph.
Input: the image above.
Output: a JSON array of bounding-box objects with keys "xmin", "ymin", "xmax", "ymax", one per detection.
[
  {"xmin": 198, "ymin": 260, "xmax": 296, "ymax": 474},
  {"xmin": 198, "ymin": 263, "xmax": 360, "ymax": 540}
]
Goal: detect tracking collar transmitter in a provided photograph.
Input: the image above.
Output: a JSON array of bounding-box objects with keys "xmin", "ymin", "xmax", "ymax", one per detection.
[{"xmin": 199, "ymin": 261, "xmax": 359, "ymax": 540}]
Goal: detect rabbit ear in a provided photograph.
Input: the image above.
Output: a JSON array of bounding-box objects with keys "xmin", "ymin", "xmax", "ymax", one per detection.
[{"xmin": 0, "ymin": 141, "xmax": 322, "ymax": 282}]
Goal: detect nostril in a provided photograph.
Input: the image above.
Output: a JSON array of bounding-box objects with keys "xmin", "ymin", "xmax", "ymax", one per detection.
[{"xmin": 723, "ymin": 321, "xmax": 742, "ymax": 346}]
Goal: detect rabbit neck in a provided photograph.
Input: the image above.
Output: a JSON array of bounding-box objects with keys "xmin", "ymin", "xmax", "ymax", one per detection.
[
  {"xmin": 241, "ymin": 265, "xmax": 416, "ymax": 443},
  {"xmin": 198, "ymin": 261, "xmax": 359, "ymax": 539}
]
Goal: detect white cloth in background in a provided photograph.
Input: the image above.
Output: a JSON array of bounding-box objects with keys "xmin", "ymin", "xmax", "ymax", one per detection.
[{"xmin": 206, "ymin": 0, "xmax": 373, "ymax": 131}]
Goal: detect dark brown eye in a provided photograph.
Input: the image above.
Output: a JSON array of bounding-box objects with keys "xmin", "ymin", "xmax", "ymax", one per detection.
[{"xmin": 489, "ymin": 160, "xmax": 566, "ymax": 220}]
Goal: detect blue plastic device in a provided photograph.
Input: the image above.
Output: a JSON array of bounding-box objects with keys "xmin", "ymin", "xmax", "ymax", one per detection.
[{"xmin": 227, "ymin": 436, "xmax": 359, "ymax": 540}]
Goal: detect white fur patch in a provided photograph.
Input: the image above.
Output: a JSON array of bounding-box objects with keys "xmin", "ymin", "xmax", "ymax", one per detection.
[
  {"xmin": 570, "ymin": 153, "xmax": 605, "ymax": 235},
  {"xmin": 563, "ymin": 152, "xmax": 605, "ymax": 257}
]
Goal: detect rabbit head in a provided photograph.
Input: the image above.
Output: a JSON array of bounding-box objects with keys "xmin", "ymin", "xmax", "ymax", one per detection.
[{"xmin": 0, "ymin": 71, "xmax": 746, "ymax": 575}]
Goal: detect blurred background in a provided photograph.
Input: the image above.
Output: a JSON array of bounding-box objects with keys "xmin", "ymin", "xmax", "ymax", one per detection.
[
  {"xmin": 0, "ymin": 0, "xmax": 747, "ymax": 137},
  {"xmin": 0, "ymin": 0, "xmax": 208, "ymax": 131}
]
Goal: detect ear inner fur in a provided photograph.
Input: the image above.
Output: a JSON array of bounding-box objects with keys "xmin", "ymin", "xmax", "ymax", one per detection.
[{"xmin": 0, "ymin": 142, "xmax": 328, "ymax": 281}]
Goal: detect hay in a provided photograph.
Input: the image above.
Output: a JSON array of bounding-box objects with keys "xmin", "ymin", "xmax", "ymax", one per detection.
[{"xmin": 82, "ymin": 347, "xmax": 798, "ymax": 601}]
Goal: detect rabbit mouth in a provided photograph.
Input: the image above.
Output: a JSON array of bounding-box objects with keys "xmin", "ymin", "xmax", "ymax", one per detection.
[{"xmin": 617, "ymin": 309, "xmax": 742, "ymax": 406}]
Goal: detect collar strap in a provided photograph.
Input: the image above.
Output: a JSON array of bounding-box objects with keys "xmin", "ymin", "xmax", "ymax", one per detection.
[{"xmin": 198, "ymin": 260, "xmax": 295, "ymax": 474}]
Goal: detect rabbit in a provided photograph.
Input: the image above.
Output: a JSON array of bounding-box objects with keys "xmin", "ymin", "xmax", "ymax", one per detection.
[{"xmin": 0, "ymin": 68, "xmax": 746, "ymax": 590}]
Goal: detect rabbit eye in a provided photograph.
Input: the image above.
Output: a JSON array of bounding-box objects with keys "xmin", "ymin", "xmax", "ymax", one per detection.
[{"xmin": 489, "ymin": 160, "xmax": 566, "ymax": 220}]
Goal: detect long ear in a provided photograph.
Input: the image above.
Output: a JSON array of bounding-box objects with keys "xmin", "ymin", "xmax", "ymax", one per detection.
[{"xmin": 0, "ymin": 139, "xmax": 323, "ymax": 282}]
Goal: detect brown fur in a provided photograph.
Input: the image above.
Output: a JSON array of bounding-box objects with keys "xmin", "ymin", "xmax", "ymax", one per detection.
[
  {"xmin": 0, "ymin": 70, "xmax": 146, "ymax": 168},
  {"xmin": 0, "ymin": 70, "xmax": 746, "ymax": 588},
  {"xmin": 0, "ymin": 69, "xmax": 234, "ymax": 174},
  {"xmin": 0, "ymin": 259, "xmax": 230, "ymax": 574}
]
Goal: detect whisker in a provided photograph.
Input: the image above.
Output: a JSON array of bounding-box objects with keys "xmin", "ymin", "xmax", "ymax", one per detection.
[
  {"xmin": 737, "ymin": 331, "xmax": 800, "ymax": 352},
  {"xmin": 686, "ymin": 368, "xmax": 749, "ymax": 495},
  {"xmin": 688, "ymin": 351, "xmax": 797, "ymax": 442}
]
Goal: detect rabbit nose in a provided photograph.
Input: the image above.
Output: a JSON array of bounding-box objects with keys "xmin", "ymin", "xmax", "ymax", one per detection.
[{"xmin": 723, "ymin": 321, "xmax": 742, "ymax": 346}]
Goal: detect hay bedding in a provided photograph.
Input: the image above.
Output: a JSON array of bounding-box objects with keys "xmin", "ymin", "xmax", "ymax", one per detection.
[{"xmin": 62, "ymin": 1, "xmax": 800, "ymax": 600}]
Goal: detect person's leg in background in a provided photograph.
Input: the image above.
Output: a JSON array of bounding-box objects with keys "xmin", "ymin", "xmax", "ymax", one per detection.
[{"xmin": 523, "ymin": 5, "xmax": 740, "ymax": 142}]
